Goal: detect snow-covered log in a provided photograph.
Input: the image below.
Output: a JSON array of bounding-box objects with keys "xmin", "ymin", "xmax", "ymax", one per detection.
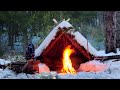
[{"xmin": 94, "ymin": 55, "xmax": 120, "ymax": 61}]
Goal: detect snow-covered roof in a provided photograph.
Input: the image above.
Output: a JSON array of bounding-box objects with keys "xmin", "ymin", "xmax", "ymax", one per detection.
[
  {"xmin": 35, "ymin": 21, "xmax": 98, "ymax": 57},
  {"xmin": 71, "ymin": 31, "xmax": 98, "ymax": 56}
]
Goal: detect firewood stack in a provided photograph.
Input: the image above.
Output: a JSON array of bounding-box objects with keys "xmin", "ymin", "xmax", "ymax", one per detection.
[
  {"xmin": 6, "ymin": 60, "xmax": 40, "ymax": 74},
  {"xmin": 22, "ymin": 60, "xmax": 40, "ymax": 74},
  {"xmin": 7, "ymin": 61, "xmax": 26, "ymax": 73}
]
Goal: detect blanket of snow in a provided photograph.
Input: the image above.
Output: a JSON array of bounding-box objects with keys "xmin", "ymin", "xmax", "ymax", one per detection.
[
  {"xmin": 35, "ymin": 20, "xmax": 97, "ymax": 57},
  {"xmin": 38, "ymin": 63, "xmax": 50, "ymax": 73},
  {"xmin": 0, "ymin": 59, "xmax": 11, "ymax": 65},
  {"xmin": 56, "ymin": 60, "xmax": 120, "ymax": 79},
  {"xmin": 77, "ymin": 60, "xmax": 107, "ymax": 72},
  {"xmin": 1, "ymin": 58, "xmax": 120, "ymax": 79},
  {"xmin": 96, "ymin": 48, "xmax": 120, "ymax": 56}
]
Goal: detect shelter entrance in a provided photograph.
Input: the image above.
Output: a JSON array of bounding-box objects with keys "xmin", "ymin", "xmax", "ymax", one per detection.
[{"xmin": 39, "ymin": 30, "xmax": 93, "ymax": 73}]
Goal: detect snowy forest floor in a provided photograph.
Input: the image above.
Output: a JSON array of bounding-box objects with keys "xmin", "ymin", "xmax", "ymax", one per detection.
[{"xmin": 1, "ymin": 54, "xmax": 120, "ymax": 79}]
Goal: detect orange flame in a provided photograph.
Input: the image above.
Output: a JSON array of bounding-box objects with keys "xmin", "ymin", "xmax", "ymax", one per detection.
[{"xmin": 61, "ymin": 45, "xmax": 76, "ymax": 74}]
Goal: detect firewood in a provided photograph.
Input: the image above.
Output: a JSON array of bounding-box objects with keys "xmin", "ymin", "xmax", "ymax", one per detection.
[{"xmin": 22, "ymin": 60, "xmax": 40, "ymax": 74}]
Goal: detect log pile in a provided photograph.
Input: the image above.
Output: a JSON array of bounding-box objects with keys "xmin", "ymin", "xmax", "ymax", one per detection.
[
  {"xmin": 6, "ymin": 60, "xmax": 40, "ymax": 74},
  {"xmin": 7, "ymin": 61, "xmax": 26, "ymax": 73},
  {"xmin": 22, "ymin": 60, "xmax": 40, "ymax": 74}
]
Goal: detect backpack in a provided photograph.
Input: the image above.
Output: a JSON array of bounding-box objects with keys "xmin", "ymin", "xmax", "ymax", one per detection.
[{"xmin": 25, "ymin": 43, "xmax": 35, "ymax": 60}]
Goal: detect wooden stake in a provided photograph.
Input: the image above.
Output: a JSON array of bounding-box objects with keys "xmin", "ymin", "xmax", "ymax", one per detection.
[
  {"xmin": 66, "ymin": 18, "xmax": 70, "ymax": 22},
  {"xmin": 53, "ymin": 19, "xmax": 58, "ymax": 24}
]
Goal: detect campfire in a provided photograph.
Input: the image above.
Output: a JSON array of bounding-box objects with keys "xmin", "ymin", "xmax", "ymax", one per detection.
[{"xmin": 61, "ymin": 45, "xmax": 76, "ymax": 74}]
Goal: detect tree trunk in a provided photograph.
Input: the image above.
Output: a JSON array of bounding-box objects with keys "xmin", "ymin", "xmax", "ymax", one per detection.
[
  {"xmin": 8, "ymin": 16, "xmax": 15, "ymax": 50},
  {"xmin": 23, "ymin": 28, "xmax": 28, "ymax": 56},
  {"xmin": 0, "ymin": 36, "xmax": 1, "ymax": 49},
  {"xmin": 104, "ymin": 11, "xmax": 117, "ymax": 53},
  {"xmin": 11, "ymin": 27, "xmax": 14, "ymax": 50},
  {"xmin": 14, "ymin": 24, "xmax": 18, "ymax": 42},
  {"xmin": 116, "ymin": 11, "xmax": 120, "ymax": 49},
  {"xmin": 8, "ymin": 22, "xmax": 12, "ymax": 47}
]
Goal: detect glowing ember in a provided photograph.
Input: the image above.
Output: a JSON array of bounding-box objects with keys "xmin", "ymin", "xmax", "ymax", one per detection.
[{"xmin": 61, "ymin": 45, "xmax": 76, "ymax": 74}]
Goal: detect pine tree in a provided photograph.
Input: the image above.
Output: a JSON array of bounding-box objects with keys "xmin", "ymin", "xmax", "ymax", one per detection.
[{"xmin": 104, "ymin": 11, "xmax": 117, "ymax": 53}]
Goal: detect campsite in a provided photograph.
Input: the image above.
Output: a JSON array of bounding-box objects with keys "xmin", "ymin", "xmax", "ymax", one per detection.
[{"xmin": 0, "ymin": 11, "xmax": 120, "ymax": 79}]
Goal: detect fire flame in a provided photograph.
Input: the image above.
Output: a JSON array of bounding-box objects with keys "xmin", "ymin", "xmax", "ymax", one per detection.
[{"xmin": 61, "ymin": 45, "xmax": 76, "ymax": 74}]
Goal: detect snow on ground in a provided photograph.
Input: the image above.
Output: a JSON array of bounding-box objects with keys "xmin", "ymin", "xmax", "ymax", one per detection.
[
  {"xmin": 0, "ymin": 59, "xmax": 11, "ymax": 65},
  {"xmin": 1, "ymin": 58, "xmax": 120, "ymax": 79},
  {"xmin": 96, "ymin": 48, "xmax": 120, "ymax": 56},
  {"xmin": 38, "ymin": 63, "xmax": 50, "ymax": 73},
  {"xmin": 77, "ymin": 60, "xmax": 107, "ymax": 72},
  {"xmin": 56, "ymin": 60, "xmax": 120, "ymax": 79},
  {"xmin": 0, "ymin": 68, "xmax": 57, "ymax": 79},
  {"xmin": 1, "ymin": 54, "xmax": 26, "ymax": 62}
]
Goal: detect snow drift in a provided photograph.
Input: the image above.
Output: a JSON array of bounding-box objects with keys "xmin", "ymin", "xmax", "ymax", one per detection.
[
  {"xmin": 78, "ymin": 60, "xmax": 107, "ymax": 72},
  {"xmin": 0, "ymin": 59, "xmax": 11, "ymax": 65},
  {"xmin": 38, "ymin": 63, "xmax": 50, "ymax": 73}
]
